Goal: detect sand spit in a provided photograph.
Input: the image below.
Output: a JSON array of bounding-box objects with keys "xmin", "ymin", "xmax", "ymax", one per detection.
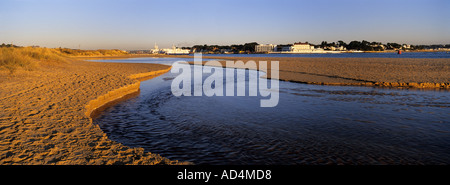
[
  {"xmin": 193, "ymin": 57, "xmax": 450, "ymax": 89},
  {"xmin": 85, "ymin": 68, "xmax": 171, "ymax": 121},
  {"xmin": 0, "ymin": 59, "xmax": 188, "ymax": 165}
]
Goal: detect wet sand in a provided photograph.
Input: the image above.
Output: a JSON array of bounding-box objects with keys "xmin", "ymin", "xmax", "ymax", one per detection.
[
  {"xmin": 193, "ymin": 56, "xmax": 450, "ymax": 89},
  {"xmin": 1, "ymin": 55, "xmax": 448, "ymax": 164},
  {"xmin": 0, "ymin": 59, "xmax": 188, "ymax": 164}
]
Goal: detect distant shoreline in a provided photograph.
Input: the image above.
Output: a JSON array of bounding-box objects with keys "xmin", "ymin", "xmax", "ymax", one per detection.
[{"xmin": 71, "ymin": 50, "xmax": 450, "ymax": 59}]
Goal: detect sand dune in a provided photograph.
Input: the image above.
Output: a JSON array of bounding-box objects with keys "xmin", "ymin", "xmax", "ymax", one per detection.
[{"xmin": 0, "ymin": 59, "xmax": 188, "ymax": 164}]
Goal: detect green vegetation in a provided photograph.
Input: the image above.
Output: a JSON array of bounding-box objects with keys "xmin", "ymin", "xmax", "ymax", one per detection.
[
  {"xmin": 184, "ymin": 41, "xmax": 450, "ymax": 54},
  {"xmin": 319, "ymin": 40, "xmax": 450, "ymax": 51},
  {"xmin": 185, "ymin": 42, "xmax": 259, "ymax": 54}
]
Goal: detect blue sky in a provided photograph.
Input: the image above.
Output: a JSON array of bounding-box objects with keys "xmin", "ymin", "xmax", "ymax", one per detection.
[{"xmin": 1, "ymin": 0, "xmax": 449, "ymax": 49}]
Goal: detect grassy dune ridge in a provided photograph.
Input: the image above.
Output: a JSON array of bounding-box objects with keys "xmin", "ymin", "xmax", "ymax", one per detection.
[
  {"xmin": 57, "ymin": 48, "xmax": 128, "ymax": 57},
  {"xmin": 0, "ymin": 47, "xmax": 128, "ymax": 73},
  {"xmin": 0, "ymin": 47, "xmax": 67, "ymax": 73}
]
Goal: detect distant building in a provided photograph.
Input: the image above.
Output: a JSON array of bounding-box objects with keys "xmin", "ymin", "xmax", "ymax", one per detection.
[
  {"xmin": 291, "ymin": 42, "xmax": 315, "ymax": 52},
  {"xmin": 274, "ymin": 44, "xmax": 293, "ymax": 52},
  {"xmin": 255, "ymin": 44, "xmax": 276, "ymax": 53},
  {"xmin": 150, "ymin": 43, "xmax": 160, "ymax": 54},
  {"xmin": 220, "ymin": 48, "xmax": 233, "ymax": 54},
  {"xmin": 162, "ymin": 45, "xmax": 190, "ymax": 55},
  {"xmin": 150, "ymin": 43, "xmax": 189, "ymax": 55},
  {"xmin": 326, "ymin": 46, "xmax": 347, "ymax": 51},
  {"xmin": 271, "ymin": 42, "xmax": 337, "ymax": 53}
]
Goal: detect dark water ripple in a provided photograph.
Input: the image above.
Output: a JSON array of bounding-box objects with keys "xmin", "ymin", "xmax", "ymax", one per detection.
[{"xmin": 94, "ymin": 64, "xmax": 450, "ymax": 165}]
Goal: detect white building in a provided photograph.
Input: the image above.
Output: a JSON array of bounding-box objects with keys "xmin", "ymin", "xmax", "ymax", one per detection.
[
  {"xmin": 326, "ymin": 46, "xmax": 347, "ymax": 51},
  {"xmin": 150, "ymin": 43, "xmax": 160, "ymax": 54},
  {"xmin": 150, "ymin": 43, "xmax": 189, "ymax": 55},
  {"xmin": 255, "ymin": 44, "xmax": 276, "ymax": 53},
  {"xmin": 290, "ymin": 42, "xmax": 315, "ymax": 53},
  {"xmin": 262, "ymin": 42, "xmax": 342, "ymax": 54},
  {"xmin": 162, "ymin": 45, "xmax": 190, "ymax": 55}
]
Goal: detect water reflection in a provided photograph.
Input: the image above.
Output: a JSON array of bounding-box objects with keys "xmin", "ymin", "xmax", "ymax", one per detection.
[{"xmin": 93, "ymin": 59, "xmax": 450, "ymax": 165}]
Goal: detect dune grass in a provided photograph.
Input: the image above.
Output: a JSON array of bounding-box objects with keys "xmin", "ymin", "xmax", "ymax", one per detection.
[
  {"xmin": 0, "ymin": 47, "xmax": 128, "ymax": 74},
  {"xmin": 0, "ymin": 47, "xmax": 68, "ymax": 74},
  {"xmin": 57, "ymin": 48, "xmax": 128, "ymax": 56}
]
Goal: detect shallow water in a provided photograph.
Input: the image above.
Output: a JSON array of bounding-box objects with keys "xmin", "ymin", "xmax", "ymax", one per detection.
[{"xmin": 92, "ymin": 58, "xmax": 450, "ymax": 165}]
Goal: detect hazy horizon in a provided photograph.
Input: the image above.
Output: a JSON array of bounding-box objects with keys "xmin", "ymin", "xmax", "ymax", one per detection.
[{"xmin": 1, "ymin": 0, "xmax": 449, "ymax": 50}]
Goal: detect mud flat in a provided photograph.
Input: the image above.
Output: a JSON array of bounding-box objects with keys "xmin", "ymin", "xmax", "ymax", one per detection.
[
  {"xmin": 195, "ymin": 57, "xmax": 450, "ymax": 89},
  {"xmin": 0, "ymin": 59, "xmax": 188, "ymax": 164}
]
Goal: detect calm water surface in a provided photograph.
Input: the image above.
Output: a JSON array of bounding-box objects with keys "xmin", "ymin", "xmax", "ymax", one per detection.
[{"xmin": 91, "ymin": 57, "xmax": 450, "ymax": 165}]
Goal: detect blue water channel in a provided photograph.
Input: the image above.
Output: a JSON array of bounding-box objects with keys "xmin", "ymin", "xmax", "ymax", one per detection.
[{"xmin": 90, "ymin": 57, "xmax": 450, "ymax": 164}]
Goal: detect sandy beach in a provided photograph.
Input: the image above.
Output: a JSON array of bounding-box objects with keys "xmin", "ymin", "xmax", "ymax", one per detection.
[
  {"xmin": 1, "ymin": 55, "xmax": 449, "ymax": 165},
  {"xmin": 0, "ymin": 58, "xmax": 188, "ymax": 164},
  {"xmin": 195, "ymin": 56, "xmax": 450, "ymax": 89}
]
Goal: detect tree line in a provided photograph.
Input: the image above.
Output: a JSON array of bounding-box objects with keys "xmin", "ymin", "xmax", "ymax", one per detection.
[
  {"xmin": 182, "ymin": 42, "xmax": 259, "ymax": 53},
  {"xmin": 320, "ymin": 40, "xmax": 420, "ymax": 51},
  {"xmin": 181, "ymin": 41, "xmax": 450, "ymax": 53}
]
